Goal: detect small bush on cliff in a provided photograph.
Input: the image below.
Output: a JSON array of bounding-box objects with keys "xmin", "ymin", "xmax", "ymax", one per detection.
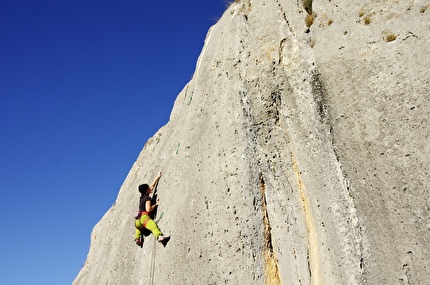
[
  {"xmin": 303, "ymin": 0, "xmax": 313, "ymax": 14},
  {"xmin": 228, "ymin": 0, "xmax": 241, "ymax": 7},
  {"xmin": 363, "ymin": 15, "xmax": 371, "ymax": 25},
  {"xmin": 384, "ymin": 33, "xmax": 397, "ymax": 42},
  {"xmin": 305, "ymin": 14, "xmax": 314, "ymax": 27}
]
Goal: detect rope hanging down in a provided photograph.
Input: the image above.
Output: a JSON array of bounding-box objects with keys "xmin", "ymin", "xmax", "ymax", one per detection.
[
  {"xmin": 148, "ymin": 178, "xmax": 162, "ymax": 285},
  {"xmin": 149, "ymin": 212, "xmax": 165, "ymax": 284},
  {"xmin": 149, "ymin": 238, "xmax": 157, "ymax": 285}
]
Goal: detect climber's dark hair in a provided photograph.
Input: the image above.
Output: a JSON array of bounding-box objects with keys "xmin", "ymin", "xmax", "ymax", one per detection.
[{"xmin": 138, "ymin": 184, "xmax": 149, "ymax": 194}]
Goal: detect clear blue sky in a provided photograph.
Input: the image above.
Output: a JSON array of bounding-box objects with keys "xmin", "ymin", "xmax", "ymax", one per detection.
[{"xmin": 0, "ymin": 1, "xmax": 227, "ymax": 284}]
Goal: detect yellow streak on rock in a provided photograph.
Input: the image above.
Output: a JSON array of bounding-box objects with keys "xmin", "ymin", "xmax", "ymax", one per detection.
[
  {"xmin": 260, "ymin": 175, "xmax": 282, "ymax": 285},
  {"xmin": 291, "ymin": 153, "xmax": 322, "ymax": 285}
]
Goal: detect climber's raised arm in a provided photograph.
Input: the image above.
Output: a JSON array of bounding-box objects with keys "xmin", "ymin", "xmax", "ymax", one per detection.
[{"xmin": 149, "ymin": 171, "xmax": 163, "ymax": 191}]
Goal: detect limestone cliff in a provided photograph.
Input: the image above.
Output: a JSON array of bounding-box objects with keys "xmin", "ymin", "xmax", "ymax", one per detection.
[{"xmin": 73, "ymin": 1, "xmax": 430, "ymax": 284}]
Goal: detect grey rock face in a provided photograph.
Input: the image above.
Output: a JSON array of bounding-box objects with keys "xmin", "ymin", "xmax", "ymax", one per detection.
[{"xmin": 74, "ymin": 1, "xmax": 430, "ymax": 284}]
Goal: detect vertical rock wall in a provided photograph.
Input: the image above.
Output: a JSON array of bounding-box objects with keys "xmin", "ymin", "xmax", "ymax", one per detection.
[{"xmin": 74, "ymin": 0, "xmax": 430, "ymax": 284}]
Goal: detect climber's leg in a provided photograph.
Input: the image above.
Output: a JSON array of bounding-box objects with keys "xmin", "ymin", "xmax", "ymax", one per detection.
[
  {"xmin": 135, "ymin": 220, "xmax": 143, "ymax": 239},
  {"xmin": 144, "ymin": 218, "xmax": 162, "ymax": 239}
]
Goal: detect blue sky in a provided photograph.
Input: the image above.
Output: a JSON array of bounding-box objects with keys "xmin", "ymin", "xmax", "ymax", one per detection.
[{"xmin": 0, "ymin": 1, "xmax": 227, "ymax": 284}]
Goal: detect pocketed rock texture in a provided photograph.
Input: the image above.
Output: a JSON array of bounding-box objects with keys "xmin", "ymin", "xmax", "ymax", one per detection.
[{"xmin": 73, "ymin": 1, "xmax": 430, "ymax": 284}]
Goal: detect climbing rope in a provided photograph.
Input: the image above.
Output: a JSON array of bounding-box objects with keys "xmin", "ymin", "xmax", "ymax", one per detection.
[
  {"xmin": 148, "ymin": 237, "xmax": 156, "ymax": 285},
  {"xmin": 147, "ymin": 177, "xmax": 166, "ymax": 285},
  {"xmin": 148, "ymin": 211, "xmax": 163, "ymax": 284}
]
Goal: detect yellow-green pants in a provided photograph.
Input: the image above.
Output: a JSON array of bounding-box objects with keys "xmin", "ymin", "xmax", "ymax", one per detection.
[{"xmin": 135, "ymin": 214, "xmax": 162, "ymax": 240}]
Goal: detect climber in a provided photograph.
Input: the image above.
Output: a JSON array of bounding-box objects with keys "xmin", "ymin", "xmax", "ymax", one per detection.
[{"xmin": 134, "ymin": 171, "xmax": 170, "ymax": 246}]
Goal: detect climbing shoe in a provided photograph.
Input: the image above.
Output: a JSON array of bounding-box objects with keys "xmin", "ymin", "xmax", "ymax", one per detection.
[
  {"xmin": 157, "ymin": 235, "xmax": 170, "ymax": 242},
  {"xmin": 135, "ymin": 238, "xmax": 143, "ymax": 246}
]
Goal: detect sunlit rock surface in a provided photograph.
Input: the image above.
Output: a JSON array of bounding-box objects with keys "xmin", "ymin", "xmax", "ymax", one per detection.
[{"xmin": 74, "ymin": 1, "xmax": 430, "ymax": 284}]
